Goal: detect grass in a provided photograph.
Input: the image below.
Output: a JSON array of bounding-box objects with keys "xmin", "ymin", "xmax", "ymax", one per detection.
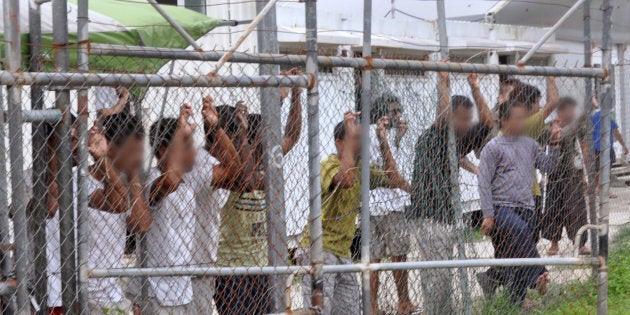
[{"xmin": 477, "ymin": 224, "xmax": 630, "ymax": 315}]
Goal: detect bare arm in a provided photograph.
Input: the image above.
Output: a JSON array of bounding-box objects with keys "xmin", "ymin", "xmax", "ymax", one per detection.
[
  {"xmin": 127, "ymin": 173, "xmax": 152, "ymax": 234},
  {"xmin": 148, "ymin": 106, "xmax": 192, "ymax": 206},
  {"xmin": 376, "ymin": 117, "xmax": 410, "ymax": 192},
  {"xmin": 613, "ymin": 128, "xmax": 629, "ymax": 154},
  {"xmin": 468, "ymin": 73, "xmax": 494, "ymax": 128},
  {"xmin": 435, "ymin": 71, "xmax": 451, "ymax": 127},
  {"xmin": 88, "ymin": 128, "xmax": 129, "ymax": 213},
  {"xmin": 540, "ymin": 76, "xmax": 559, "ymax": 119},
  {"xmin": 97, "ymin": 87, "xmax": 130, "ymax": 118},
  {"xmin": 459, "ymin": 156, "xmax": 479, "ymax": 175},
  {"xmin": 282, "ymin": 69, "xmax": 304, "ymax": 154},
  {"xmin": 332, "ymin": 112, "xmax": 360, "ymax": 189}
]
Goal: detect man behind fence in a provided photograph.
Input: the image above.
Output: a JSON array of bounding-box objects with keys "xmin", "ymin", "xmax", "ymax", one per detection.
[
  {"xmin": 87, "ymin": 113, "xmax": 152, "ymax": 314},
  {"xmin": 409, "ymin": 72, "xmax": 493, "ymax": 314},
  {"xmin": 299, "ymin": 111, "xmax": 409, "ymax": 315},
  {"xmin": 367, "ymin": 93, "xmax": 417, "ymax": 315},
  {"xmin": 138, "ymin": 101, "xmax": 237, "ymax": 314},
  {"xmin": 478, "ymin": 98, "xmax": 559, "ymax": 307},
  {"xmin": 539, "ymin": 97, "xmax": 590, "ymax": 256}
]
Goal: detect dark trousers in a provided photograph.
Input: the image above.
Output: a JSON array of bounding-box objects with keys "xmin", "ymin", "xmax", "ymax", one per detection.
[
  {"xmin": 215, "ymin": 275, "xmax": 271, "ymax": 315},
  {"xmin": 486, "ymin": 197, "xmax": 543, "ymax": 290},
  {"xmin": 542, "ymin": 175, "xmax": 588, "ymax": 247},
  {"xmin": 490, "ymin": 207, "xmax": 547, "ymax": 304}
]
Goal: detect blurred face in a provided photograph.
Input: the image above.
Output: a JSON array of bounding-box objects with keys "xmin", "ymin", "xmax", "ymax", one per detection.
[
  {"xmin": 388, "ymin": 102, "xmax": 403, "ymax": 128},
  {"xmin": 557, "ymin": 104, "xmax": 577, "ymax": 126},
  {"xmin": 501, "ymin": 106, "xmax": 529, "ymax": 136},
  {"xmin": 453, "ymin": 106, "xmax": 474, "ymax": 136},
  {"xmin": 109, "ymin": 137, "xmax": 144, "ymax": 175},
  {"xmin": 528, "ymin": 97, "xmax": 541, "ymax": 116},
  {"xmin": 335, "ymin": 125, "xmax": 362, "ymax": 160}
]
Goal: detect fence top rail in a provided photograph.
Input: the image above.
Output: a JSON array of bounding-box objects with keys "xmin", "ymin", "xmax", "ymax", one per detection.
[
  {"xmin": 91, "ymin": 43, "xmax": 605, "ymax": 78},
  {"xmin": 0, "ymin": 71, "xmax": 311, "ymax": 88}
]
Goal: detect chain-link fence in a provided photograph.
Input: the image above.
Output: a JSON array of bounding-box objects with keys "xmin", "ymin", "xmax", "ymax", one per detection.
[{"xmin": 2, "ymin": 0, "xmax": 624, "ymax": 315}]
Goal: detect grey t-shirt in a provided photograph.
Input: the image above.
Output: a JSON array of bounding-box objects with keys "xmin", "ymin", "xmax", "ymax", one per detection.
[{"xmin": 478, "ymin": 135, "xmax": 559, "ymax": 217}]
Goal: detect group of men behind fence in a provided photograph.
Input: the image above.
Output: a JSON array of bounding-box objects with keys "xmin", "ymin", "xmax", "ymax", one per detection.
[{"xmin": 19, "ymin": 67, "xmax": 628, "ymax": 315}]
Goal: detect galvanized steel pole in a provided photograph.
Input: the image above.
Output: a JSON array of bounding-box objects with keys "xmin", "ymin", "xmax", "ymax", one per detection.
[
  {"xmin": 28, "ymin": 0, "xmax": 50, "ymax": 312},
  {"xmin": 304, "ymin": 0, "xmax": 324, "ymax": 311},
  {"xmin": 256, "ymin": 0, "xmax": 287, "ymax": 311},
  {"xmin": 76, "ymin": 0, "xmax": 90, "ymax": 313},
  {"xmin": 52, "ymin": 0, "xmax": 79, "ymax": 312},
  {"xmin": 3, "ymin": 0, "xmax": 31, "ymax": 313},
  {"xmin": 582, "ymin": 0, "xmax": 599, "ymax": 260},
  {"xmin": 359, "ymin": 0, "xmax": 373, "ymax": 314},
  {"xmin": 597, "ymin": 1, "xmax": 613, "ymax": 314}
]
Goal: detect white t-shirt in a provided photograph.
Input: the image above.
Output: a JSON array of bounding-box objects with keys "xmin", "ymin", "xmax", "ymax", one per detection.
[
  {"xmin": 368, "ymin": 125, "xmax": 411, "ymax": 216},
  {"xmin": 145, "ymin": 157, "xmax": 216, "ymax": 306},
  {"xmin": 86, "ymin": 175, "xmax": 129, "ymax": 305},
  {"xmin": 24, "ymin": 168, "xmax": 78, "ymax": 308},
  {"xmin": 192, "ymin": 150, "xmax": 229, "ymax": 266}
]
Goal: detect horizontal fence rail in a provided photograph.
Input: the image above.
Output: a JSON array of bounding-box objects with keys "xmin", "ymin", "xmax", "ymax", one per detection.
[
  {"xmin": 0, "ymin": 71, "xmax": 312, "ymax": 88},
  {"xmin": 91, "ymin": 43, "xmax": 606, "ymax": 77},
  {"xmin": 90, "ymin": 258, "xmax": 601, "ymax": 278}
]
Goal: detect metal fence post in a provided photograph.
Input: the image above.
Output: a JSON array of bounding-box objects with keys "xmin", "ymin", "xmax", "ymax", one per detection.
[
  {"xmin": 256, "ymin": 0, "xmax": 287, "ymax": 312},
  {"xmin": 28, "ymin": 0, "xmax": 50, "ymax": 312},
  {"xmin": 52, "ymin": 0, "xmax": 78, "ymax": 313},
  {"xmin": 359, "ymin": 1, "xmax": 373, "ymax": 314},
  {"xmin": 76, "ymin": 0, "xmax": 90, "ymax": 313},
  {"xmin": 597, "ymin": 1, "xmax": 613, "ymax": 314},
  {"xmin": 582, "ymin": 0, "xmax": 599, "ymax": 260},
  {"xmin": 304, "ymin": 0, "xmax": 324, "ymax": 311},
  {"xmin": 437, "ymin": 0, "xmax": 472, "ymax": 313},
  {"xmin": 3, "ymin": 0, "xmax": 31, "ymax": 313}
]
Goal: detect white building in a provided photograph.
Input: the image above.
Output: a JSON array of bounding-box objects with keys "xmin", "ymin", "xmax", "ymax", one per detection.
[{"xmin": 156, "ymin": 0, "xmax": 630, "ymax": 240}]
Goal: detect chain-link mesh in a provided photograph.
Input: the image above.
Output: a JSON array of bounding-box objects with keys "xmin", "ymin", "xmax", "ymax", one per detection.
[{"xmin": 1, "ymin": 17, "xmax": 625, "ymax": 315}]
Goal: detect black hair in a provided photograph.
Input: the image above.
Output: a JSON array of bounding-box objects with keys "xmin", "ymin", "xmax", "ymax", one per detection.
[
  {"xmin": 513, "ymin": 84, "xmax": 541, "ymax": 109},
  {"xmin": 102, "ymin": 112, "xmax": 145, "ymax": 147},
  {"xmin": 333, "ymin": 121, "xmax": 346, "ymax": 141},
  {"xmin": 370, "ymin": 92, "xmax": 401, "ymax": 124},
  {"xmin": 150, "ymin": 118, "xmax": 178, "ymax": 158},
  {"xmin": 451, "ymin": 95, "xmax": 474, "ymax": 111},
  {"xmin": 497, "ymin": 99, "xmax": 529, "ymax": 122},
  {"xmin": 206, "ymin": 105, "xmax": 236, "ymax": 144},
  {"xmin": 557, "ymin": 96, "xmax": 578, "ymax": 111},
  {"xmin": 247, "ymin": 114, "xmax": 262, "ymax": 144}
]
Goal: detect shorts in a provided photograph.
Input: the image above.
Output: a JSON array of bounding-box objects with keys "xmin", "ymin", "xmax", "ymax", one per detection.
[
  {"xmin": 192, "ymin": 276, "xmax": 215, "ymax": 314},
  {"xmin": 143, "ymin": 298, "xmax": 193, "ymax": 315},
  {"xmin": 214, "ymin": 275, "xmax": 271, "ymax": 315},
  {"xmin": 298, "ymin": 250, "xmax": 360, "ymax": 315},
  {"xmin": 370, "ymin": 212, "xmax": 411, "ymax": 260}
]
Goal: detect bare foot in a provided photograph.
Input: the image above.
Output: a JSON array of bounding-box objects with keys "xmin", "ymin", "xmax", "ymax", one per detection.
[
  {"xmin": 397, "ymin": 300, "xmax": 419, "ymax": 314},
  {"xmin": 579, "ymin": 246, "xmax": 592, "ymax": 255},
  {"xmin": 536, "ymin": 272, "xmax": 549, "ymax": 295},
  {"xmin": 547, "ymin": 243, "xmax": 559, "ymax": 256}
]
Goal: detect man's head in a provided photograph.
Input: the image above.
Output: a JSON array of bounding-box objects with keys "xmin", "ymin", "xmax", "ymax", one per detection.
[
  {"xmin": 497, "ymin": 99, "xmax": 530, "ymax": 136},
  {"xmin": 150, "ymin": 117, "xmax": 196, "ymax": 172},
  {"xmin": 248, "ymin": 114, "xmax": 264, "ymax": 166},
  {"xmin": 513, "ymin": 83, "xmax": 541, "ymax": 115},
  {"xmin": 451, "ymin": 95, "xmax": 475, "ymax": 135},
  {"xmin": 556, "ymin": 97, "xmax": 578, "ymax": 126},
  {"xmin": 334, "ymin": 119, "xmax": 361, "ymax": 159},
  {"xmin": 371, "ymin": 93, "xmax": 403, "ymax": 128},
  {"xmin": 44, "ymin": 114, "xmax": 78, "ymax": 165},
  {"xmin": 498, "ymin": 78, "xmax": 521, "ymax": 104},
  {"xmin": 102, "ymin": 113, "xmax": 145, "ymax": 175}
]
